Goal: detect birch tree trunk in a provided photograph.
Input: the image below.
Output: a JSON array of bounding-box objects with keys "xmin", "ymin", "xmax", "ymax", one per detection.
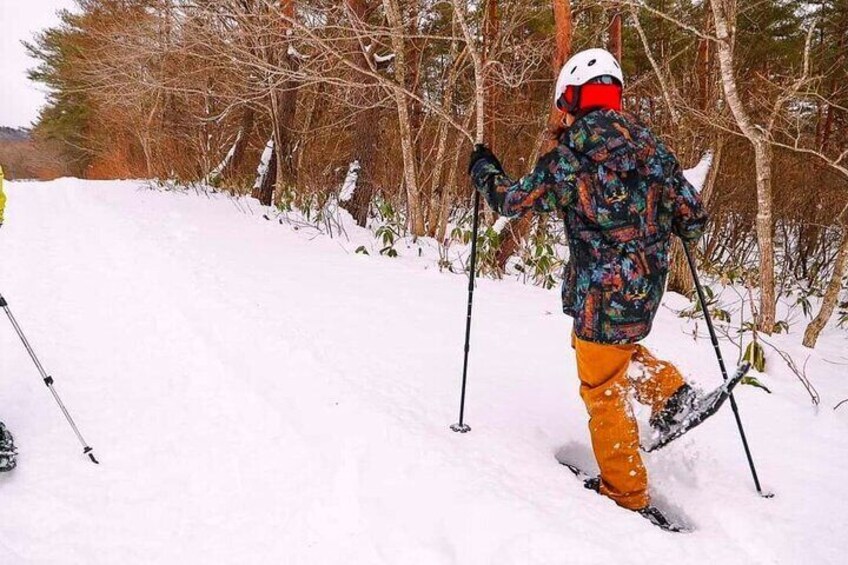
[
  {"xmin": 803, "ymin": 229, "xmax": 848, "ymax": 348},
  {"xmin": 450, "ymin": 0, "xmax": 485, "ymax": 145},
  {"xmin": 483, "ymin": 0, "xmax": 499, "ymax": 146},
  {"xmin": 383, "ymin": 0, "xmax": 425, "ymax": 236},
  {"xmin": 709, "ymin": 0, "xmax": 777, "ymax": 333},
  {"xmin": 426, "ymin": 44, "xmax": 461, "ymax": 237}
]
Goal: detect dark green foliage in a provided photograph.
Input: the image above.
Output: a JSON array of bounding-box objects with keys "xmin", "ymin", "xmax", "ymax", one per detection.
[{"xmin": 26, "ymin": 14, "xmax": 94, "ymax": 174}]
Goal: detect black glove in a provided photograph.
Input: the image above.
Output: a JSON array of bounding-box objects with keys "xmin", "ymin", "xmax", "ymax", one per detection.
[{"xmin": 467, "ymin": 144, "xmax": 504, "ymax": 177}]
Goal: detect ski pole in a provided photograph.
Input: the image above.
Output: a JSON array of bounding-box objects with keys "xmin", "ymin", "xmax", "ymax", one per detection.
[
  {"xmin": 0, "ymin": 293, "xmax": 99, "ymax": 464},
  {"xmin": 451, "ymin": 190, "xmax": 482, "ymax": 434},
  {"xmin": 683, "ymin": 244, "xmax": 770, "ymax": 497}
]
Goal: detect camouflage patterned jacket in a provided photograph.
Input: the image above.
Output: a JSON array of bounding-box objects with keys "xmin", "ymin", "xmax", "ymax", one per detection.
[{"xmin": 471, "ymin": 110, "xmax": 708, "ymax": 344}]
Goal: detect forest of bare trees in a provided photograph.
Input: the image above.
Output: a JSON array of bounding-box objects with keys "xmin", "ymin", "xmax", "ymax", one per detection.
[{"xmin": 22, "ymin": 0, "xmax": 848, "ymax": 348}]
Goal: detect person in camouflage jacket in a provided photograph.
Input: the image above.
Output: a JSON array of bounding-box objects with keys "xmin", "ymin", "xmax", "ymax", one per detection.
[
  {"xmin": 468, "ymin": 48, "xmax": 708, "ymax": 524},
  {"xmin": 471, "ymin": 109, "xmax": 707, "ymax": 344}
]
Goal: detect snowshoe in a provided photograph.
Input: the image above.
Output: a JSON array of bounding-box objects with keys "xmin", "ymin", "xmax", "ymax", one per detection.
[
  {"xmin": 0, "ymin": 422, "xmax": 17, "ymax": 473},
  {"xmin": 558, "ymin": 460, "xmax": 689, "ymax": 532},
  {"xmin": 642, "ymin": 361, "xmax": 751, "ymax": 453},
  {"xmin": 560, "ymin": 461, "xmax": 601, "ymax": 493},
  {"xmin": 638, "ymin": 505, "xmax": 686, "ymax": 533}
]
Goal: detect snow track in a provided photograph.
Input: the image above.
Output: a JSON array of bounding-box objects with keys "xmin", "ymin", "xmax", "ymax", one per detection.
[{"xmin": 1, "ymin": 179, "xmax": 846, "ymax": 564}]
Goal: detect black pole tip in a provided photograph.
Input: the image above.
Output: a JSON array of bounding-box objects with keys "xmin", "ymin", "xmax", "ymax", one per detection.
[
  {"xmin": 450, "ymin": 423, "xmax": 471, "ymax": 433},
  {"xmin": 84, "ymin": 447, "xmax": 100, "ymax": 465},
  {"xmin": 760, "ymin": 491, "xmax": 775, "ymax": 499}
]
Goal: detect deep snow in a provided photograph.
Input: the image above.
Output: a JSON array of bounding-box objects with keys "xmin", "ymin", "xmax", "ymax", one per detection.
[{"xmin": 1, "ymin": 179, "xmax": 847, "ymax": 564}]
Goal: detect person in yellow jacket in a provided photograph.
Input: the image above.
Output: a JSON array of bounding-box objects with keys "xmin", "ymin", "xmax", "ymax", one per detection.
[
  {"xmin": 0, "ymin": 164, "xmax": 7, "ymax": 227},
  {"xmin": 0, "ymin": 164, "xmax": 14, "ymax": 471}
]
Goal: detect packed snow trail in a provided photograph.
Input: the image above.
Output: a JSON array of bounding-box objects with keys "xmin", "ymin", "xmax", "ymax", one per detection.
[{"xmin": 1, "ymin": 179, "xmax": 847, "ymax": 564}]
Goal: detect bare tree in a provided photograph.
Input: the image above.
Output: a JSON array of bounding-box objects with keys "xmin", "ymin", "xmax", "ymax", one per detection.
[
  {"xmin": 804, "ymin": 226, "xmax": 848, "ymax": 348},
  {"xmin": 495, "ymin": 0, "xmax": 572, "ymax": 271},
  {"xmin": 382, "ymin": 0, "xmax": 425, "ymax": 235},
  {"xmin": 708, "ymin": 0, "xmax": 816, "ymax": 334}
]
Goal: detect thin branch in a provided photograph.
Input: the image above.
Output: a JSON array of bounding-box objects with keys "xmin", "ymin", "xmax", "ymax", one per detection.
[
  {"xmin": 630, "ymin": 8, "xmax": 680, "ymax": 122},
  {"xmin": 450, "ymin": 0, "xmax": 485, "ymax": 145}
]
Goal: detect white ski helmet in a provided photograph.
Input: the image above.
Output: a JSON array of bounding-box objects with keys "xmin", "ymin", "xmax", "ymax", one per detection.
[{"xmin": 555, "ymin": 48, "xmax": 624, "ymax": 111}]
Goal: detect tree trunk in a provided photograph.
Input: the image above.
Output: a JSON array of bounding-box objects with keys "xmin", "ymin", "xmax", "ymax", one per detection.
[
  {"xmin": 269, "ymin": 0, "xmax": 300, "ymax": 204},
  {"xmin": 436, "ymin": 130, "xmax": 466, "ymax": 242},
  {"xmin": 252, "ymin": 137, "xmax": 278, "ymax": 206},
  {"xmin": 427, "ymin": 124, "xmax": 452, "ymax": 237},
  {"xmin": 273, "ymin": 89, "xmax": 299, "ymax": 197},
  {"xmin": 427, "ymin": 45, "xmax": 461, "ymax": 237},
  {"xmin": 495, "ymin": 0, "xmax": 572, "ymax": 270},
  {"xmin": 751, "ymin": 138, "xmax": 777, "ymax": 332},
  {"xmin": 218, "ymin": 106, "xmax": 255, "ymax": 182},
  {"xmin": 819, "ymin": 10, "xmax": 847, "ymax": 152},
  {"xmin": 483, "ymin": 0, "xmax": 500, "ymax": 146},
  {"xmin": 803, "ymin": 228, "xmax": 848, "ymax": 348},
  {"xmin": 608, "ymin": 12, "xmax": 622, "ymax": 62},
  {"xmin": 709, "ymin": 0, "xmax": 776, "ymax": 333},
  {"xmin": 344, "ymin": 105, "xmax": 383, "ymax": 226},
  {"xmin": 696, "ymin": 7, "xmax": 714, "ymax": 115},
  {"xmin": 383, "ymin": 0, "xmax": 425, "ymax": 236},
  {"xmin": 341, "ymin": 0, "xmax": 382, "ymax": 226}
]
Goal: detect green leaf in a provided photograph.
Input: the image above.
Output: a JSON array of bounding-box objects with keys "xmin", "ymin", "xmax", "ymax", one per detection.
[
  {"xmin": 711, "ymin": 308, "xmax": 731, "ymax": 323},
  {"xmin": 741, "ymin": 375, "xmax": 772, "ymax": 394},
  {"xmin": 743, "ymin": 341, "xmax": 766, "ymax": 373}
]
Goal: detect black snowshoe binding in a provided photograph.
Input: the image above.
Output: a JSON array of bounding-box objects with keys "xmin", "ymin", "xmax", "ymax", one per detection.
[
  {"xmin": 650, "ymin": 384, "xmax": 699, "ymax": 434},
  {"xmin": 643, "ymin": 361, "xmax": 751, "ymax": 452},
  {"xmin": 583, "ymin": 475, "xmax": 601, "ymax": 493},
  {"xmin": 0, "ymin": 422, "xmax": 17, "ymax": 473},
  {"xmin": 559, "ymin": 461, "xmax": 688, "ymax": 533},
  {"xmin": 638, "ymin": 505, "xmax": 685, "ymax": 533}
]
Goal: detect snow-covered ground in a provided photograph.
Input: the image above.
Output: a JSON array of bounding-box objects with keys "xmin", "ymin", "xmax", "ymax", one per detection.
[{"xmin": 1, "ymin": 179, "xmax": 846, "ymax": 564}]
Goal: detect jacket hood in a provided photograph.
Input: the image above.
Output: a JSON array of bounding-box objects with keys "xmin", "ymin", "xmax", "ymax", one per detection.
[{"xmin": 564, "ymin": 110, "xmax": 649, "ymax": 173}]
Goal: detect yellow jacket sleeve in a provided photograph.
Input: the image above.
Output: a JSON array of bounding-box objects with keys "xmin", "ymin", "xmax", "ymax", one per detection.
[{"xmin": 0, "ymin": 165, "xmax": 6, "ymax": 224}]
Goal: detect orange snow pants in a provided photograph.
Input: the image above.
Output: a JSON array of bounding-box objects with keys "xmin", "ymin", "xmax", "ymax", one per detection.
[{"xmin": 573, "ymin": 335, "xmax": 686, "ymax": 510}]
